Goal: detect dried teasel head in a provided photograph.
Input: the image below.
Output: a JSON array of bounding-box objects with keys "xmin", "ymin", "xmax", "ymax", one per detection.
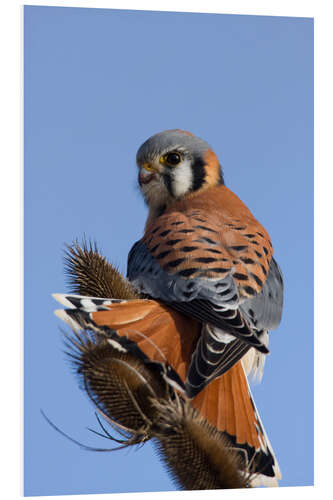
[{"xmin": 51, "ymin": 240, "xmax": 254, "ymax": 489}]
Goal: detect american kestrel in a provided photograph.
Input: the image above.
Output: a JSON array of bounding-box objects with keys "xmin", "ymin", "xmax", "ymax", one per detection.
[
  {"xmin": 54, "ymin": 129, "xmax": 283, "ymax": 486},
  {"xmin": 128, "ymin": 129, "xmax": 283, "ymax": 393}
]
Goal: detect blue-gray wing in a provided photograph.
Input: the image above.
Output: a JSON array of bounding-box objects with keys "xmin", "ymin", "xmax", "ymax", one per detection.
[
  {"xmin": 239, "ymin": 258, "xmax": 283, "ymax": 331},
  {"xmin": 127, "ymin": 240, "xmax": 283, "ymax": 397},
  {"xmin": 128, "ymin": 240, "xmax": 283, "ymax": 344}
]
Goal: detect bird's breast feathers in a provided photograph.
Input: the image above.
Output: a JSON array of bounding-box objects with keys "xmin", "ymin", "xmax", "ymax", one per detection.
[{"xmin": 141, "ymin": 184, "xmax": 273, "ymax": 298}]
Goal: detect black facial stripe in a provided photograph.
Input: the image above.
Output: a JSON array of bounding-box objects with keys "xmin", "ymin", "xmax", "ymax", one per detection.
[
  {"xmin": 162, "ymin": 172, "xmax": 174, "ymax": 197},
  {"xmin": 163, "ymin": 152, "xmax": 224, "ymax": 196},
  {"xmin": 191, "ymin": 156, "xmax": 206, "ymax": 192}
]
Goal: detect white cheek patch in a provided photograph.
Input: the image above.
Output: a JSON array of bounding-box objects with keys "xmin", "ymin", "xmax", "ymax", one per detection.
[{"xmin": 172, "ymin": 159, "xmax": 193, "ymax": 198}]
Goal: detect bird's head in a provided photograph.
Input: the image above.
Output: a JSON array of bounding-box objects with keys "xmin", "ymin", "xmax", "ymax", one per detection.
[{"xmin": 136, "ymin": 129, "xmax": 224, "ymax": 212}]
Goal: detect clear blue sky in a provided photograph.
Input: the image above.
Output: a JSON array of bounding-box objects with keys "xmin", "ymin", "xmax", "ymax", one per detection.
[{"xmin": 24, "ymin": 5, "xmax": 313, "ymax": 496}]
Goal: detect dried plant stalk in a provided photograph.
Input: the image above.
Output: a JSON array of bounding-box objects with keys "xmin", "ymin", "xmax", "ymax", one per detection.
[{"xmin": 59, "ymin": 240, "xmax": 252, "ymax": 489}]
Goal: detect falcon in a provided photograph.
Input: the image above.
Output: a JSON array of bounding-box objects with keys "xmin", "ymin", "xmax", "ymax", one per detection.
[
  {"xmin": 128, "ymin": 129, "xmax": 283, "ymax": 396},
  {"xmin": 54, "ymin": 129, "xmax": 283, "ymax": 486}
]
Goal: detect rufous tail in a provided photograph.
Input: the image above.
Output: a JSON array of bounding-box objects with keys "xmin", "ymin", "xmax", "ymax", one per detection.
[{"xmin": 53, "ymin": 293, "xmax": 280, "ymax": 486}]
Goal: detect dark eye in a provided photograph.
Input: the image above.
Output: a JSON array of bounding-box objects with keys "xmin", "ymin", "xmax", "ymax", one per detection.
[{"xmin": 166, "ymin": 152, "xmax": 181, "ymax": 166}]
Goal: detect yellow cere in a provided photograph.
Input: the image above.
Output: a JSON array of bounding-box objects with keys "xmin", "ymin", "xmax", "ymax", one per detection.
[{"xmin": 142, "ymin": 162, "xmax": 154, "ymax": 171}]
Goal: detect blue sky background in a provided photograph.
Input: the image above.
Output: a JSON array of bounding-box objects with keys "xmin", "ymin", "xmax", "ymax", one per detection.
[{"xmin": 24, "ymin": 6, "xmax": 313, "ymax": 496}]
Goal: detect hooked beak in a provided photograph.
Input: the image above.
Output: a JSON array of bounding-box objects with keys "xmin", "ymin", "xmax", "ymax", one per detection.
[{"xmin": 138, "ymin": 163, "xmax": 158, "ymax": 186}]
